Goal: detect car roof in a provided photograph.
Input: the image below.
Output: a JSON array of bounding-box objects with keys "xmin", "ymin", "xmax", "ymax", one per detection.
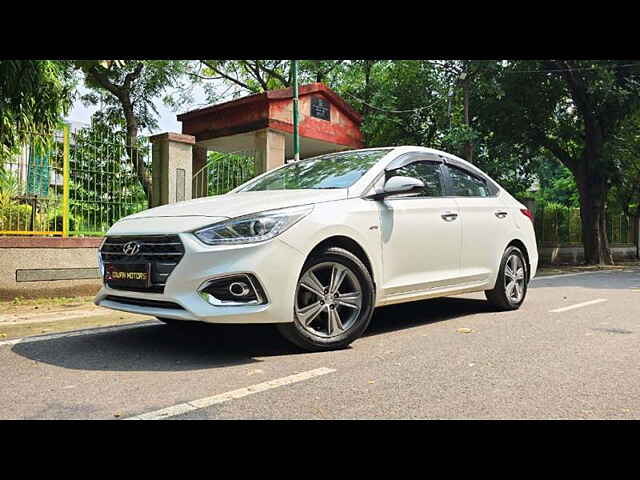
[
  {"xmin": 386, "ymin": 146, "xmax": 494, "ymax": 180},
  {"xmin": 346, "ymin": 145, "xmax": 504, "ymax": 198}
]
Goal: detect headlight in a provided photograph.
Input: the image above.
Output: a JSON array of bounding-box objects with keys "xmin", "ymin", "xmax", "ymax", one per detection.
[{"xmin": 193, "ymin": 205, "xmax": 313, "ymax": 246}]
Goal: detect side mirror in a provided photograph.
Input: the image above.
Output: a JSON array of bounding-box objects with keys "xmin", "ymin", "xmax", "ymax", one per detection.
[
  {"xmin": 366, "ymin": 176, "xmax": 424, "ymax": 200},
  {"xmin": 384, "ymin": 176, "xmax": 424, "ymax": 194}
]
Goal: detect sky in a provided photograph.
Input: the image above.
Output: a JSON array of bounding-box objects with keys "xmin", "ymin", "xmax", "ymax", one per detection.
[{"xmin": 66, "ymin": 82, "xmax": 211, "ymax": 135}]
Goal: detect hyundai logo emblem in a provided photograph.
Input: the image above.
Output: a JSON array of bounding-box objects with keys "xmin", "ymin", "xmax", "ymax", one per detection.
[{"xmin": 122, "ymin": 241, "xmax": 142, "ymax": 256}]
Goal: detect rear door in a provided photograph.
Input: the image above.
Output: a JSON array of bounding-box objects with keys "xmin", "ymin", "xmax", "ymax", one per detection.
[{"xmin": 443, "ymin": 162, "xmax": 511, "ymax": 284}]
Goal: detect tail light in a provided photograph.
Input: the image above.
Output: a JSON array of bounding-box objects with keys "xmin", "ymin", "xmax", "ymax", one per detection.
[{"xmin": 520, "ymin": 209, "xmax": 534, "ymax": 222}]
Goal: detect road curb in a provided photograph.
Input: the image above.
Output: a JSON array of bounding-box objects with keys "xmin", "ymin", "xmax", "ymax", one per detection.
[{"xmin": 0, "ymin": 320, "xmax": 158, "ymax": 347}]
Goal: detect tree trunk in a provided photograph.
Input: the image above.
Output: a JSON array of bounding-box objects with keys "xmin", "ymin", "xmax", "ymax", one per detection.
[
  {"xmin": 122, "ymin": 101, "xmax": 153, "ymax": 205},
  {"xmin": 635, "ymin": 207, "xmax": 640, "ymax": 260},
  {"xmin": 81, "ymin": 64, "xmax": 153, "ymax": 206},
  {"xmin": 575, "ymin": 166, "xmax": 613, "ymax": 265}
]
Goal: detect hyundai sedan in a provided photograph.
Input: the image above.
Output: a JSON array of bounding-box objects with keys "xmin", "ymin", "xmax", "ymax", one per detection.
[{"xmin": 95, "ymin": 146, "xmax": 538, "ymax": 351}]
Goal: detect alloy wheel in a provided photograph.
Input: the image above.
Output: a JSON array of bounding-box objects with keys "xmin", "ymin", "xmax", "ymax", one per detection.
[
  {"xmin": 295, "ymin": 261, "xmax": 363, "ymax": 338},
  {"xmin": 504, "ymin": 253, "xmax": 526, "ymax": 303}
]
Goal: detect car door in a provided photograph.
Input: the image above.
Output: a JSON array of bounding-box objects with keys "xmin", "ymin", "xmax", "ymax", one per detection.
[
  {"xmin": 443, "ymin": 162, "xmax": 511, "ymax": 284},
  {"xmin": 377, "ymin": 157, "xmax": 463, "ymax": 298}
]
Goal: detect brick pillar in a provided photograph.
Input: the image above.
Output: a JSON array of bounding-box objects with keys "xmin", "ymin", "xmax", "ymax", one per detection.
[
  {"xmin": 255, "ymin": 128, "xmax": 285, "ymax": 175},
  {"xmin": 150, "ymin": 132, "xmax": 195, "ymax": 207},
  {"xmin": 192, "ymin": 144, "xmax": 208, "ymax": 199}
]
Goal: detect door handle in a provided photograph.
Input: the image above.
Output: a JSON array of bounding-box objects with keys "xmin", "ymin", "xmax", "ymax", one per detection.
[
  {"xmin": 494, "ymin": 211, "xmax": 508, "ymax": 219},
  {"xmin": 441, "ymin": 211, "xmax": 458, "ymax": 222}
]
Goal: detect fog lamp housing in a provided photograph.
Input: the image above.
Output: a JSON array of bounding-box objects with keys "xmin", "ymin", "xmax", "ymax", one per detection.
[{"xmin": 198, "ymin": 274, "xmax": 267, "ymax": 306}]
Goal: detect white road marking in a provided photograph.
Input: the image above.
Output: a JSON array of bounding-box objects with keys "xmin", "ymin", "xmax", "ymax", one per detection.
[
  {"xmin": 533, "ymin": 270, "xmax": 617, "ymax": 282},
  {"xmin": 549, "ymin": 298, "xmax": 608, "ymax": 313},
  {"xmin": 0, "ymin": 321, "xmax": 157, "ymax": 347},
  {"xmin": 125, "ymin": 367, "xmax": 337, "ymax": 420}
]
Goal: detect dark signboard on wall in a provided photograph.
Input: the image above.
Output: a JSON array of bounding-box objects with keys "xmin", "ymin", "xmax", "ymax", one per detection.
[{"xmin": 310, "ymin": 96, "xmax": 331, "ymax": 121}]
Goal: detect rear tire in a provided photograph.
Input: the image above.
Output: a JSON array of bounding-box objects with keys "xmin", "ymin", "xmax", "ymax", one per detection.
[
  {"xmin": 277, "ymin": 247, "xmax": 375, "ymax": 352},
  {"xmin": 485, "ymin": 246, "xmax": 528, "ymax": 311}
]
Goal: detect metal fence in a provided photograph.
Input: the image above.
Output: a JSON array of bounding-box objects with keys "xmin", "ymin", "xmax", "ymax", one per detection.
[
  {"xmin": 0, "ymin": 130, "xmax": 66, "ymax": 235},
  {"xmin": 534, "ymin": 206, "xmax": 635, "ymax": 246},
  {"xmin": 192, "ymin": 150, "xmax": 256, "ymax": 198},
  {"xmin": 0, "ymin": 125, "xmax": 149, "ymax": 237},
  {"xmin": 69, "ymin": 125, "xmax": 148, "ymax": 236}
]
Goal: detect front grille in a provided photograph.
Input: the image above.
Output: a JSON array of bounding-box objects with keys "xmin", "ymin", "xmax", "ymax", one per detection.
[
  {"xmin": 101, "ymin": 235, "xmax": 185, "ymax": 293},
  {"xmin": 105, "ymin": 295, "xmax": 184, "ymax": 310}
]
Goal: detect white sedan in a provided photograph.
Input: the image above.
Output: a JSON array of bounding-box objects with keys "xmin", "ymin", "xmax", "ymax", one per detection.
[{"xmin": 95, "ymin": 146, "xmax": 538, "ymax": 351}]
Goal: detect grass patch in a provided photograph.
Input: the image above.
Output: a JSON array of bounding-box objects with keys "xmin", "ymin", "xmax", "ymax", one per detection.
[{"xmin": 0, "ymin": 295, "xmax": 97, "ymax": 315}]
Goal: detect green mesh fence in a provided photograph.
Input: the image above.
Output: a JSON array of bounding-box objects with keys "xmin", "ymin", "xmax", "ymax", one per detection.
[{"xmin": 534, "ymin": 205, "xmax": 635, "ymax": 246}]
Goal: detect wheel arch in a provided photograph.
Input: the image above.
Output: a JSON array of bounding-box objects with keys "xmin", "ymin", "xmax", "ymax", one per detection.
[{"xmin": 307, "ymin": 235, "xmax": 376, "ymax": 288}]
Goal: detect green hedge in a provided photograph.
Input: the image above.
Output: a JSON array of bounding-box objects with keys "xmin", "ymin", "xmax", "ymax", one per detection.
[
  {"xmin": 0, "ymin": 203, "xmax": 33, "ymax": 231},
  {"xmin": 535, "ymin": 203, "xmax": 634, "ymax": 245}
]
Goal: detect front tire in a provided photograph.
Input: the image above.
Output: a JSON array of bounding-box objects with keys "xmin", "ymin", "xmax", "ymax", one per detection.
[
  {"xmin": 485, "ymin": 246, "xmax": 528, "ymax": 311},
  {"xmin": 277, "ymin": 247, "xmax": 375, "ymax": 352}
]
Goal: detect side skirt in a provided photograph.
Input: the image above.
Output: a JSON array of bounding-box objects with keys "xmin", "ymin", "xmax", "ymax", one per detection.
[{"xmin": 376, "ymin": 280, "xmax": 490, "ymax": 307}]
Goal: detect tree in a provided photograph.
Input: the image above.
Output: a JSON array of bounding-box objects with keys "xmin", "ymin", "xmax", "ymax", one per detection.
[
  {"xmin": 476, "ymin": 60, "xmax": 640, "ymax": 265},
  {"xmin": 606, "ymin": 111, "xmax": 640, "ymax": 218},
  {"xmin": 430, "ymin": 60, "xmax": 483, "ymax": 163},
  {"xmin": 0, "ymin": 60, "xmax": 74, "ymax": 162},
  {"xmin": 74, "ymin": 60, "xmax": 189, "ymax": 203},
  {"xmin": 332, "ymin": 60, "xmax": 449, "ymax": 147},
  {"xmin": 189, "ymin": 60, "xmax": 345, "ymax": 104},
  {"xmin": 69, "ymin": 115, "xmax": 148, "ymax": 233}
]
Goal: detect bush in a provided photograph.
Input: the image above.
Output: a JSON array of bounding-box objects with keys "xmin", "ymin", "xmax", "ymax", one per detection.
[
  {"xmin": 535, "ymin": 202, "xmax": 582, "ymax": 244},
  {"xmin": 0, "ymin": 203, "xmax": 33, "ymax": 231},
  {"xmin": 47, "ymin": 213, "xmax": 77, "ymax": 232}
]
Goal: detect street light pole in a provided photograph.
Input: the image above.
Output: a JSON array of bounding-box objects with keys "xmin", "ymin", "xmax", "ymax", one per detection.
[{"xmin": 292, "ymin": 60, "xmax": 300, "ymax": 162}]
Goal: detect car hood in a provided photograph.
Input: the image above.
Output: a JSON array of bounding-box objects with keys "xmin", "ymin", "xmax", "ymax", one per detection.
[{"xmin": 108, "ymin": 189, "xmax": 346, "ymax": 235}]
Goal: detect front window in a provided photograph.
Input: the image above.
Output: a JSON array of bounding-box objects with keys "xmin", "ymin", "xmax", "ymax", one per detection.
[
  {"xmin": 386, "ymin": 161, "xmax": 445, "ymax": 197},
  {"xmin": 238, "ymin": 149, "xmax": 390, "ymax": 192}
]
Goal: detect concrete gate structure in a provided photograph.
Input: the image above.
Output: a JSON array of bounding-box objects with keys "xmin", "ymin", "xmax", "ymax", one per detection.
[{"xmin": 149, "ymin": 83, "xmax": 364, "ymax": 204}]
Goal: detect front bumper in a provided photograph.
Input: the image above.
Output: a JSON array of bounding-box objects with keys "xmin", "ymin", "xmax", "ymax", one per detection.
[{"xmin": 94, "ymin": 233, "xmax": 306, "ymax": 324}]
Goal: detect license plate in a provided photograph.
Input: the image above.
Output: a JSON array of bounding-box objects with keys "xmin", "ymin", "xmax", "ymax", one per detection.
[{"xmin": 105, "ymin": 263, "xmax": 151, "ymax": 288}]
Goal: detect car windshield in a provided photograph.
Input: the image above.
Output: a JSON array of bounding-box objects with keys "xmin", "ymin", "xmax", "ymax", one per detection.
[{"xmin": 237, "ymin": 149, "xmax": 390, "ymax": 191}]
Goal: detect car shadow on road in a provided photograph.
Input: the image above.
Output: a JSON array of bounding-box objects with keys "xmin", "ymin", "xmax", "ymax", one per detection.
[
  {"xmin": 10, "ymin": 322, "xmax": 291, "ymax": 372},
  {"xmin": 365, "ymin": 296, "xmax": 492, "ymax": 337},
  {"xmin": 11, "ymin": 296, "xmax": 492, "ymax": 372}
]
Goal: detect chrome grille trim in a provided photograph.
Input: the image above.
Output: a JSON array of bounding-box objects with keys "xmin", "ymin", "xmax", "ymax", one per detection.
[
  {"xmin": 100, "ymin": 235, "xmax": 185, "ymax": 294},
  {"xmin": 102, "ymin": 252, "xmax": 183, "ymax": 256}
]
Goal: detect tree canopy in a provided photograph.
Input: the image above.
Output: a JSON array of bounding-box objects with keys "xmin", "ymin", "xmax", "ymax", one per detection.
[
  {"xmin": 3, "ymin": 59, "xmax": 639, "ymax": 265},
  {"xmin": 74, "ymin": 60, "xmax": 190, "ymax": 201},
  {"xmin": 0, "ymin": 60, "xmax": 75, "ymax": 161}
]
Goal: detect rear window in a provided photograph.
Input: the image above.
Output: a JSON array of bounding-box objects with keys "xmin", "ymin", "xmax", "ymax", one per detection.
[{"xmin": 447, "ymin": 165, "xmax": 491, "ymax": 197}]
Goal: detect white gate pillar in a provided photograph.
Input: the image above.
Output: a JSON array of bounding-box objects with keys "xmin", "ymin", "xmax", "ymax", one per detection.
[
  {"xmin": 254, "ymin": 128, "xmax": 286, "ymax": 175},
  {"xmin": 150, "ymin": 132, "xmax": 195, "ymax": 207}
]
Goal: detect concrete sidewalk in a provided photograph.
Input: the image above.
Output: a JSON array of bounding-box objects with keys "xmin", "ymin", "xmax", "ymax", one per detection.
[{"xmin": 0, "ymin": 297, "xmax": 148, "ymax": 341}]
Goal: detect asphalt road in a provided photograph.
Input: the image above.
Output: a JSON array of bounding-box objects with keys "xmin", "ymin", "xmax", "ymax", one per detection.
[{"xmin": 1, "ymin": 267, "xmax": 639, "ymax": 420}]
